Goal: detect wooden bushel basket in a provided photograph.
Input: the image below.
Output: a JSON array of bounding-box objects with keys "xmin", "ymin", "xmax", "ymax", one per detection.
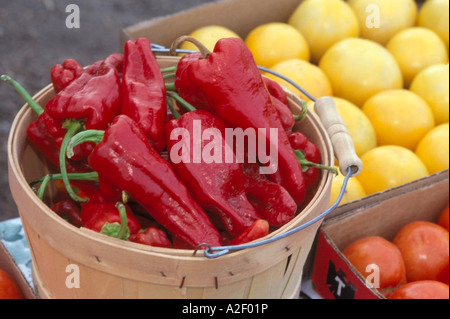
[{"xmin": 7, "ymin": 56, "xmax": 349, "ymax": 299}]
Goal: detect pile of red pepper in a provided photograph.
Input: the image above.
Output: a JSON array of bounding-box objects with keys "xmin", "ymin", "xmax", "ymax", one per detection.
[{"xmin": 3, "ymin": 36, "xmax": 336, "ymax": 250}]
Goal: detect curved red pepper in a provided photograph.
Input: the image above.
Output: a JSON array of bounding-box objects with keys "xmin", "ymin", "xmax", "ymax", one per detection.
[
  {"xmin": 165, "ymin": 110, "xmax": 262, "ymax": 236},
  {"xmin": 85, "ymin": 115, "xmax": 221, "ymax": 248},
  {"xmin": 2, "ymin": 74, "xmax": 92, "ymax": 170},
  {"xmin": 45, "ymin": 64, "xmax": 121, "ymax": 131},
  {"xmin": 121, "ymin": 38, "xmax": 167, "ymax": 151},
  {"xmin": 241, "ymin": 160, "xmax": 297, "ymax": 227},
  {"xmin": 289, "ymin": 132, "xmax": 321, "ymax": 190},
  {"xmin": 174, "ymin": 38, "xmax": 306, "ymax": 205},
  {"xmin": 263, "ymin": 77, "xmax": 289, "ymax": 105},
  {"xmin": 263, "ymin": 77, "xmax": 294, "ymax": 132},
  {"xmin": 27, "ymin": 112, "xmax": 91, "ymax": 172}
]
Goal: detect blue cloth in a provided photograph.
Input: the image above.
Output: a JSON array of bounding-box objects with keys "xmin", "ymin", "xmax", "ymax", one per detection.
[{"xmin": 0, "ymin": 217, "xmax": 33, "ymax": 288}]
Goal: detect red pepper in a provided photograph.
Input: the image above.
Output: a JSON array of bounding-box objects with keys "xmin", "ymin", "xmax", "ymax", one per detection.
[
  {"xmin": 69, "ymin": 115, "xmax": 221, "ymax": 248},
  {"xmin": 173, "ymin": 37, "xmax": 306, "ymax": 205},
  {"xmin": 263, "ymin": 77, "xmax": 294, "ymax": 132},
  {"xmin": 230, "ymin": 219, "xmax": 269, "ymax": 245},
  {"xmin": 263, "ymin": 77, "xmax": 289, "ymax": 105},
  {"xmin": 121, "ymin": 38, "xmax": 167, "ymax": 151},
  {"xmin": 50, "ymin": 59, "xmax": 84, "ymax": 93},
  {"xmin": 1, "ymin": 75, "xmax": 91, "ymax": 171},
  {"xmin": 26, "ymin": 111, "xmax": 92, "ymax": 172},
  {"xmin": 45, "ymin": 63, "xmax": 121, "ymax": 131},
  {"xmin": 50, "ymin": 199, "xmax": 82, "ymax": 227},
  {"xmin": 288, "ymin": 132, "xmax": 322, "ymax": 190},
  {"xmin": 81, "ymin": 200, "xmax": 141, "ymax": 237},
  {"xmin": 241, "ymin": 160, "xmax": 297, "ymax": 227},
  {"xmin": 130, "ymin": 227, "xmax": 172, "ymax": 248},
  {"xmin": 165, "ymin": 110, "xmax": 262, "ymax": 236},
  {"xmin": 85, "ymin": 53, "xmax": 124, "ymax": 76},
  {"xmin": 51, "ymin": 53, "xmax": 123, "ymax": 93}
]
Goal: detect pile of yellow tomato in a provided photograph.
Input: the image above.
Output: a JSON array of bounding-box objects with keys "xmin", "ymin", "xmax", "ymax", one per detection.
[{"xmin": 180, "ymin": 0, "xmax": 449, "ymax": 207}]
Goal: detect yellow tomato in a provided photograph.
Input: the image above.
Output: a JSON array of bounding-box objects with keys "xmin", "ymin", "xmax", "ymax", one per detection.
[
  {"xmin": 330, "ymin": 97, "xmax": 377, "ymax": 157},
  {"xmin": 329, "ymin": 166, "xmax": 367, "ymax": 207},
  {"xmin": 362, "ymin": 89, "xmax": 435, "ymax": 151},
  {"xmin": 267, "ymin": 59, "xmax": 333, "ymax": 101},
  {"xmin": 415, "ymin": 123, "xmax": 450, "ymax": 174},
  {"xmin": 410, "ymin": 63, "xmax": 449, "ymax": 125},
  {"xmin": 288, "ymin": 0, "xmax": 359, "ymax": 63},
  {"xmin": 319, "ymin": 38, "xmax": 403, "ymax": 107},
  {"xmin": 180, "ymin": 25, "xmax": 241, "ymax": 54},
  {"xmin": 386, "ymin": 27, "xmax": 449, "ymax": 87},
  {"xmin": 356, "ymin": 145, "xmax": 429, "ymax": 195},
  {"xmin": 418, "ymin": 0, "xmax": 449, "ymax": 49},
  {"xmin": 347, "ymin": 0, "xmax": 418, "ymax": 45},
  {"xmin": 245, "ymin": 23, "xmax": 310, "ymax": 68}
]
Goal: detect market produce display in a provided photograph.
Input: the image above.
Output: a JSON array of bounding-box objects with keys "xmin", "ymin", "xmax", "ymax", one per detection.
[
  {"xmin": 342, "ymin": 204, "xmax": 450, "ymax": 299},
  {"xmin": 2, "ymin": 35, "xmax": 337, "ymax": 250},
  {"xmin": 2, "ymin": 0, "xmax": 448, "ymax": 300},
  {"xmin": 181, "ymin": 0, "xmax": 448, "ymax": 206}
]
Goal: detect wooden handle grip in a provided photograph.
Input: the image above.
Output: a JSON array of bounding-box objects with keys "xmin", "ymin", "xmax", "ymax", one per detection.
[{"xmin": 314, "ymin": 96, "xmax": 363, "ymax": 177}]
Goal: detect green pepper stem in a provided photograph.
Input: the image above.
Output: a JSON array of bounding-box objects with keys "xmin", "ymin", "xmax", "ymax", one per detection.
[
  {"xmin": 59, "ymin": 120, "xmax": 89, "ymax": 203},
  {"xmin": 99, "ymin": 202, "xmax": 130, "ymax": 240},
  {"xmin": 293, "ymin": 100, "xmax": 308, "ymax": 122},
  {"xmin": 294, "ymin": 150, "xmax": 338, "ymax": 175},
  {"xmin": 160, "ymin": 66, "xmax": 177, "ymax": 73},
  {"xmin": 166, "ymin": 91, "xmax": 196, "ymax": 113},
  {"xmin": 116, "ymin": 202, "xmax": 129, "ymax": 240},
  {"xmin": 167, "ymin": 96, "xmax": 181, "ymax": 119},
  {"xmin": 31, "ymin": 171, "xmax": 99, "ymax": 200},
  {"xmin": 163, "ymin": 73, "xmax": 176, "ymax": 80},
  {"xmin": 67, "ymin": 129, "xmax": 105, "ymax": 159},
  {"xmin": 36, "ymin": 174, "xmax": 51, "ymax": 200},
  {"xmin": 1, "ymin": 75, "xmax": 44, "ymax": 116},
  {"xmin": 165, "ymin": 82, "xmax": 176, "ymax": 91}
]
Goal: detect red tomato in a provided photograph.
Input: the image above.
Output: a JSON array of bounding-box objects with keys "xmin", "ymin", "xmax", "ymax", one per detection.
[
  {"xmin": 393, "ymin": 221, "xmax": 449, "ymax": 283},
  {"xmin": 342, "ymin": 236, "xmax": 407, "ymax": 297},
  {"xmin": 389, "ymin": 280, "xmax": 449, "ymax": 299},
  {"xmin": 438, "ymin": 204, "xmax": 449, "ymax": 232},
  {"xmin": 0, "ymin": 269, "xmax": 24, "ymax": 299}
]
